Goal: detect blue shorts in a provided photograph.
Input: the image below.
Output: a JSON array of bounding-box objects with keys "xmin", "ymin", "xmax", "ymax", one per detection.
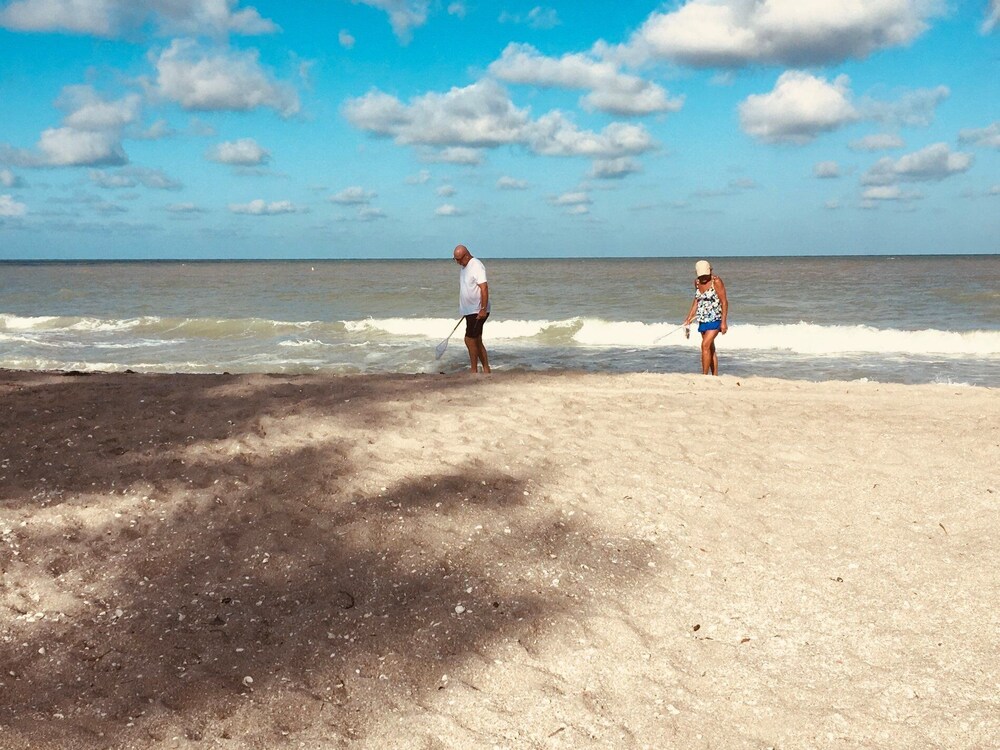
[{"xmin": 698, "ymin": 320, "xmax": 722, "ymax": 333}]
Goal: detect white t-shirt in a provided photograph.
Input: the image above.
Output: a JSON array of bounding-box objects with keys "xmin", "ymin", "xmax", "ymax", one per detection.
[{"xmin": 459, "ymin": 257, "xmax": 490, "ymax": 316}]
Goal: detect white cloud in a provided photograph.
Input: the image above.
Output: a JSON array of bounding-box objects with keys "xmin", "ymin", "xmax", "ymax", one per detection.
[
  {"xmin": 151, "ymin": 39, "xmax": 299, "ymax": 117},
  {"xmin": 813, "ymin": 161, "xmax": 840, "ymax": 178},
  {"xmin": 500, "ymin": 6, "xmax": 560, "ymax": 30},
  {"xmin": 983, "ymin": 0, "xmax": 999, "ymax": 33},
  {"xmin": 862, "ymin": 143, "xmax": 974, "ymax": 185},
  {"xmin": 6, "ymin": 85, "xmax": 143, "ymax": 168},
  {"xmin": 958, "ymin": 122, "xmax": 1000, "ymax": 149},
  {"xmin": 405, "ymin": 169, "xmax": 431, "ymax": 184},
  {"xmin": 352, "ymin": 0, "xmax": 428, "ymax": 43},
  {"xmin": 208, "ymin": 138, "xmax": 271, "ymax": 165},
  {"xmin": 37, "ymin": 127, "xmax": 127, "ymax": 166},
  {"xmin": 0, "ymin": 0, "xmax": 277, "ymax": 37},
  {"xmin": 619, "ymin": 0, "xmax": 943, "ymax": 68},
  {"xmin": 435, "ymin": 203, "xmax": 465, "ymax": 216},
  {"xmin": 447, "ymin": 2, "xmax": 465, "ymax": 18},
  {"xmin": 421, "ymin": 146, "xmax": 484, "ymax": 165},
  {"xmin": 120, "ymin": 166, "xmax": 183, "ymax": 190},
  {"xmin": 346, "ymin": 80, "xmax": 657, "ymax": 162},
  {"xmin": 739, "ymin": 71, "xmax": 859, "ymax": 144},
  {"xmin": 823, "ymin": 199, "xmax": 841, "ymax": 209},
  {"xmin": 488, "ymin": 43, "xmax": 684, "ymax": 117},
  {"xmin": 166, "ymin": 202, "xmax": 203, "ymax": 213},
  {"xmin": 0, "ymin": 194, "xmax": 28, "ymax": 217},
  {"xmin": 344, "ymin": 80, "xmax": 529, "ymax": 147},
  {"xmin": 134, "ymin": 119, "xmax": 176, "ymax": 140},
  {"xmin": 850, "ymin": 133, "xmax": 905, "ymax": 151},
  {"xmin": 0, "ymin": 168, "xmax": 24, "ymax": 187},
  {"xmin": 863, "ymin": 185, "xmax": 901, "ymax": 200},
  {"xmin": 496, "ymin": 175, "xmax": 528, "ymax": 190},
  {"xmin": 860, "ymin": 85, "xmax": 949, "ymax": 127},
  {"xmin": 589, "ymin": 157, "xmax": 641, "ymax": 179},
  {"xmin": 551, "ymin": 191, "xmax": 591, "ymax": 206},
  {"xmin": 862, "ymin": 185, "xmax": 922, "ymax": 201},
  {"xmin": 57, "ymin": 86, "xmax": 141, "ymax": 130},
  {"xmin": 358, "ymin": 206, "xmax": 386, "ymax": 221},
  {"xmin": 330, "ymin": 186, "xmax": 376, "ymax": 204},
  {"xmin": 526, "ymin": 113, "xmax": 656, "ymax": 158},
  {"xmin": 90, "ymin": 169, "xmax": 134, "ymax": 188},
  {"xmin": 566, "ymin": 204, "xmax": 589, "ymax": 215},
  {"xmin": 339, "ymin": 29, "xmax": 355, "ymax": 49},
  {"xmin": 436, "ymin": 185, "xmax": 456, "ymax": 197},
  {"xmin": 229, "ymin": 199, "xmax": 299, "ymax": 215}
]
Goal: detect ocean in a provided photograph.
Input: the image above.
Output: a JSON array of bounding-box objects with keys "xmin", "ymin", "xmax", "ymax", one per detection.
[{"xmin": 1, "ymin": 256, "xmax": 998, "ymax": 386}]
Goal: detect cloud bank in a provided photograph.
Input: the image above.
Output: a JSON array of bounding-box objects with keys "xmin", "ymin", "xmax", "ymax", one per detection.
[
  {"xmin": 0, "ymin": 0, "xmax": 277, "ymax": 37},
  {"xmin": 619, "ymin": 0, "xmax": 943, "ymax": 68}
]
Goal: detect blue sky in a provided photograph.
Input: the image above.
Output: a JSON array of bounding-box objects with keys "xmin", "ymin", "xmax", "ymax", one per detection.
[{"xmin": 0, "ymin": 0, "xmax": 997, "ymax": 259}]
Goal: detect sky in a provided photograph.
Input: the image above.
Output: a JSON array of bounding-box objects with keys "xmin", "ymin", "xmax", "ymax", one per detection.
[{"xmin": 0, "ymin": 0, "xmax": 998, "ymax": 259}]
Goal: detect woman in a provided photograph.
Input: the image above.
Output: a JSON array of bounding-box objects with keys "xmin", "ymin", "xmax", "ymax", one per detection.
[{"xmin": 682, "ymin": 259, "xmax": 728, "ymax": 376}]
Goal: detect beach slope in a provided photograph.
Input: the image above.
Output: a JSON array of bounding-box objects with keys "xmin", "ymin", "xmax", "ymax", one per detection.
[{"xmin": 1, "ymin": 370, "xmax": 997, "ymax": 749}]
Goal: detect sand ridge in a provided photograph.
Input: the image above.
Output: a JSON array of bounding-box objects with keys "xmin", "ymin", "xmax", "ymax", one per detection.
[{"xmin": 0, "ymin": 369, "xmax": 997, "ymax": 749}]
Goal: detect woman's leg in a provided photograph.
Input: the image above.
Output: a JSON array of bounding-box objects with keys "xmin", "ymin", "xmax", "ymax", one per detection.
[{"xmin": 700, "ymin": 329, "xmax": 720, "ymax": 375}]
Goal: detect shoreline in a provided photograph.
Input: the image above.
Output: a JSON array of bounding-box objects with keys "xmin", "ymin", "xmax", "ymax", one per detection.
[
  {"xmin": 1, "ymin": 366, "xmax": 996, "ymax": 391},
  {"xmin": 2, "ymin": 368, "xmax": 997, "ymax": 748}
]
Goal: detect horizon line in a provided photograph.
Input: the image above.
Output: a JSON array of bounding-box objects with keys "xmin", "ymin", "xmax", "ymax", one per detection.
[{"xmin": 1, "ymin": 251, "xmax": 997, "ymax": 263}]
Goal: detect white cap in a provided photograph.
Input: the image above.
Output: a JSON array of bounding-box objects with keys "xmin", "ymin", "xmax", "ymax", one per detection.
[{"xmin": 695, "ymin": 260, "xmax": 712, "ymax": 277}]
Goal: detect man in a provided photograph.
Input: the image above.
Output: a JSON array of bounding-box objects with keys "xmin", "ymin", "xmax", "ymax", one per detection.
[{"xmin": 453, "ymin": 244, "xmax": 490, "ymax": 373}]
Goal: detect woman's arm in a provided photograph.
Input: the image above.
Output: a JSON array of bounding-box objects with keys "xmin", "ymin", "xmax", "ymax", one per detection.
[{"xmin": 715, "ymin": 276, "xmax": 728, "ymax": 333}]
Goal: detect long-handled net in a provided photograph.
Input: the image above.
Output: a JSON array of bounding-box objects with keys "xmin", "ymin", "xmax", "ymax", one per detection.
[
  {"xmin": 653, "ymin": 323, "xmax": 689, "ymax": 344},
  {"xmin": 434, "ymin": 318, "xmax": 464, "ymax": 359}
]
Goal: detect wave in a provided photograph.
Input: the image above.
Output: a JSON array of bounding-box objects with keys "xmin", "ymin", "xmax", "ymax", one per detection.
[
  {"xmin": 1, "ymin": 314, "xmax": 342, "ymax": 339},
  {"xmin": 721, "ymin": 322, "xmax": 1000, "ymax": 356},
  {"xmin": 352, "ymin": 317, "xmax": 1000, "ymax": 356},
  {"xmin": 3, "ymin": 313, "xmax": 999, "ymax": 357}
]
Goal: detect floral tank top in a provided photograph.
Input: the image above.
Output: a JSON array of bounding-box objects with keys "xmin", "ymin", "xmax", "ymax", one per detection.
[{"xmin": 695, "ymin": 282, "xmax": 722, "ymax": 323}]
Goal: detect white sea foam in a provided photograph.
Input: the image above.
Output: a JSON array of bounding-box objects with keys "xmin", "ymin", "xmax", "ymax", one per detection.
[
  {"xmin": 722, "ymin": 322, "xmax": 1000, "ymax": 356},
  {"xmin": 68, "ymin": 317, "xmax": 144, "ymax": 332},
  {"xmin": 0, "ymin": 332, "xmax": 63, "ymax": 346},
  {"xmin": 344, "ymin": 317, "xmax": 462, "ymax": 338},
  {"xmin": 278, "ymin": 339, "xmax": 336, "ymax": 348},
  {"xmin": 348, "ymin": 317, "xmax": 1000, "ymax": 356},
  {"xmin": 0, "ymin": 314, "xmax": 60, "ymax": 330},
  {"xmin": 346, "ymin": 317, "xmax": 554, "ymax": 340}
]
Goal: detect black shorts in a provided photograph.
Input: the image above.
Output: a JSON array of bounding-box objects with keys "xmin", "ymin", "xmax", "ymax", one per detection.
[{"xmin": 464, "ymin": 312, "xmax": 488, "ymax": 339}]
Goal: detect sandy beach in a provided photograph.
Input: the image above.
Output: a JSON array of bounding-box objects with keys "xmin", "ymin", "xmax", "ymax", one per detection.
[{"xmin": 1, "ymin": 368, "xmax": 997, "ymax": 749}]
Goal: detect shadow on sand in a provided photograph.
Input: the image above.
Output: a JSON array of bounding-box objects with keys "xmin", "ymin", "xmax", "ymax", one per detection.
[{"xmin": 0, "ymin": 371, "xmax": 653, "ymax": 748}]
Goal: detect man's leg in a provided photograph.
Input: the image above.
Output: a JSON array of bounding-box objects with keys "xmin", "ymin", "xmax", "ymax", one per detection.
[
  {"xmin": 464, "ymin": 336, "xmax": 479, "ymax": 372},
  {"xmin": 476, "ymin": 339, "xmax": 490, "ymax": 373}
]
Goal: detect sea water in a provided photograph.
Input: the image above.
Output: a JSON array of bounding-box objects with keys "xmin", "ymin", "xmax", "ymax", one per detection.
[{"xmin": 1, "ymin": 256, "xmax": 997, "ymax": 386}]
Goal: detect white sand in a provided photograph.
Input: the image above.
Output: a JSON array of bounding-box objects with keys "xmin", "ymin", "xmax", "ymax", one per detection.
[{"xmin": 0, "ymin": 370, "xmax": 997, "ymax": 749}]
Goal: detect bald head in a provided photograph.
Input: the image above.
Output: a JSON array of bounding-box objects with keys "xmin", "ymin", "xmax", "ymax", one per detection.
[{"xmin": 453, "ymin": 244, "xmax": 472, "ymax": 266}]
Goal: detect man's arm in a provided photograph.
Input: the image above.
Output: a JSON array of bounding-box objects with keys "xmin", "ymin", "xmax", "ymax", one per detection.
[{"xmin": 477, "ymin": 282, "xmax": 489, "ymax": 319}]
